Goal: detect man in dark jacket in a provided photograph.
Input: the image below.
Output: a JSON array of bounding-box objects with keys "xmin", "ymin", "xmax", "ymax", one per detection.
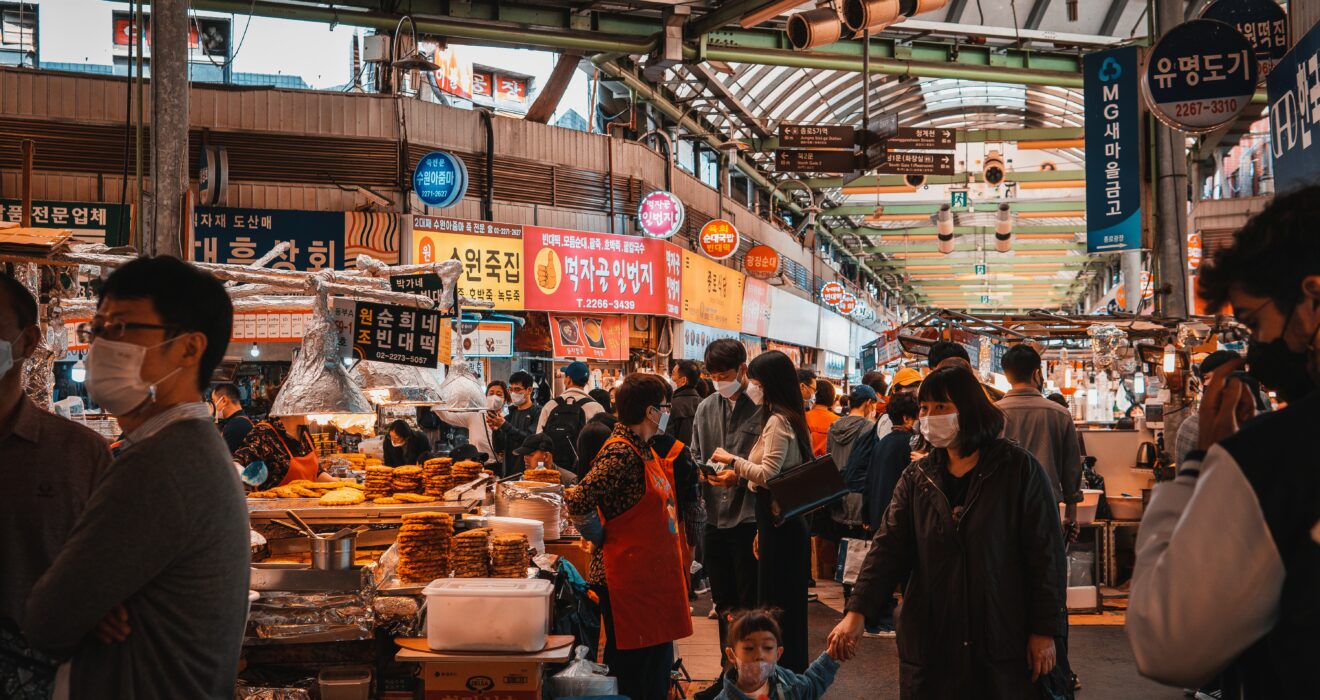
[
  {"xmin": 489, "ymin": 371, "xmax": 542, "ymax": 476},
  {"xmin": 210, "ymin": 383, "xmax": 253, "ymax": 454},
  {"xmin": 668, "ymin": 360, "xmax": 702, "ymax": 446}
]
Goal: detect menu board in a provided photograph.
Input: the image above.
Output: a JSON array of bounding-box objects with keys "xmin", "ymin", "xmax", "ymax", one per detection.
[
  {"xmin": 524, "ymin": 226, "xmax": 681, "ymax": 316},
  {"xmin": 680, "ymin": 250, "xmax": 745, "ymax": 332},
  {"xmin": 549, "ymin": 314, "xmax": 628, "ymax": 361},
  {"xmin": 352, "ymin": 302, "xmax": 443, "ymax": 368},
  {"xmin": 231, "ymin": 311, "xmax": 312, "ymax": 342},
  {"xmin": 454, "ymin": 320, "xmax": 514, "ymax": 358}
]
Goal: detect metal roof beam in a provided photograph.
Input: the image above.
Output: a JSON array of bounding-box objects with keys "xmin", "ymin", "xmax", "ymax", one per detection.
[
  {"xmin": 867, "ymin": 242, "xmax": 1084, "ymax": 253},
  {"xmin": 803, "ymin": 168, "xmax": 1085, "ymax": 189},
  {"xmin": 1099, "ymin": 0, "xmax": 1129, "ymax": 36},
  {"xmin": 1024, "ymin": 0, "xmax": 1051, "ymax": 31},
  {"xmin": 746, "ymin": 126, "xmax": 1084, "ymax": 152},
  {"xmin": 828, "ymin": 200, "xmax": 1085, "ymax": 217},
  {"xmin": 946, "ymin": 0, "xmax": 969, "ymax": 23},
  {"xmin": 843, "ymin": 224, "xmax": 1081, "ymax": 236},
  {"xmin": 684, "ymin": 63, "xmax": 773, "ymax": 138}
]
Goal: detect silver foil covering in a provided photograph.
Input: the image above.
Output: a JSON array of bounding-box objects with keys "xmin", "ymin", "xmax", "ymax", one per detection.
[
  {"xmin": 268, "ymin": 293, "xmax": 375, "ymax": 423},
  {"xmin": 354, "ymin": 360, "xmax": 447, "ymax": 405}
]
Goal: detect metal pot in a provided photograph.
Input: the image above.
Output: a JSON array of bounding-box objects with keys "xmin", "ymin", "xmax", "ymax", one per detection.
[{"xmin": 310, "ymin": 534, "xmax": 357, "ymax": 570}]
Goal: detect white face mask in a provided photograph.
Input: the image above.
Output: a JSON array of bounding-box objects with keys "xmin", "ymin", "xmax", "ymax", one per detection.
[
  {"xmin": 745, "ymin": 382, "xmax": 765, "ymax": 406},
  {"xmin": 85, "ymin": 337, "xmax": 181, "ymax": 416},
  {"xmin": 391, "ymin": 436, "xmax": 406, "ymax": 447},
  {"xmin": 804, "ymin": 397, "xmax": 816, "ymax": 411},
  {"xmin": 715, "ymin": 379, "xmax": 741, "ymax": 399},
  {"xmin": 487, "ymin": 394, "xmax": 505, "ymax": 412},
  {"xmin": 0, "ymin": 338, "xmax": 13, "ymax": 378},
  {"xmin": 509, "ymin": 391, "xmax": 527, "ymax": 406},
  {"xmin": 735, "ymin": 660, "xmax": 775, "ymax": 689},
  {"xmin": 653, "ymin": 406, "xmax": 671, "ymax": 434},
  {"xmin": 920, "ymin": 412, "xmax": 960, "ymax": 448}
]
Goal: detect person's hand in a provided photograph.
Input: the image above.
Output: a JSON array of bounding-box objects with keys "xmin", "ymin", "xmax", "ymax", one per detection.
[
  {"xmin": 827, "ymin": 612, "xmax": 866, "ymax": 661},
  {"xmin": 95, "ymin": 604, "xmax": 131, "ymax": 644},
  {"xmin": 1198, "ymin": 358, "xmax": 1246, "ymax": 451},
  {"xmin": 1062, "ymin": 520, "xmax": 1080, "ymax": 546},
  {"xmin": 485, "ymin": 412, "xmax": 506, "ymax": 430},
  {"xmin": 705, "ymin": 469, "xmax": 739, "ymax": 488},
  {"xmin": 1027, "ymin": 634, "xmax": 1056, "ymax": 682},
  {"xmin": 710, "ymin": 448, "xmax": 736, "ymax": 465}
]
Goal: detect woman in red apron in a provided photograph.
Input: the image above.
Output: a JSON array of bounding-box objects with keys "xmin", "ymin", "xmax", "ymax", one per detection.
[{"xmin": 565, "ymin": 374, "xmax": 693, "ymax": 700}]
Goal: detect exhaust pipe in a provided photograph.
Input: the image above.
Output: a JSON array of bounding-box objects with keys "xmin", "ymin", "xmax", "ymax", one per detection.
[
  {"xmin": 787, "ymin": 8, "xmax": 843, "ymax": 50},
  {"xmin": 843, "ymin": 0, "xmax": 901, "ymax": 34}
]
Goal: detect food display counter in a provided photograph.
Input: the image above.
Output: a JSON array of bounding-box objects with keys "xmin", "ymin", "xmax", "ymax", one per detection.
[{"xmin": 246, "ymin": 496, "xmax": 482, "ymax": 525}]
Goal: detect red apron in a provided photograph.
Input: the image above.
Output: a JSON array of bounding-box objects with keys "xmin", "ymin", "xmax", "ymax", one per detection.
[
  {"xmin": 655, "ymin": 440, "xmax": 693, "ymax": 570},
  {"xmin": 268, "ymin": 424, "xmax": 320, "ymax": 487},
  {"xmin": 599, "ymin": 436, "xmax": 693, "ymax": 650}
]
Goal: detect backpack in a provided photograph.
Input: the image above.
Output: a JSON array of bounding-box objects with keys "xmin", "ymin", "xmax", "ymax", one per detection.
[{"xmin": 544, "ymin": 395, "xmax": 596, "ymax": 473}]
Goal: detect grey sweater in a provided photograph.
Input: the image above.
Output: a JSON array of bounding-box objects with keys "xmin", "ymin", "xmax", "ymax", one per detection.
[{"xmin": 24, "ymin": 418, "xmax": 251, "ymax": 699}]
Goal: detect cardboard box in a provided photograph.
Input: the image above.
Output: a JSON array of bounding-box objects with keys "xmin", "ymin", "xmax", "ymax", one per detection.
[{"xmin": 421, "ymin": 661, "xmax": 542, "ymax": 700}]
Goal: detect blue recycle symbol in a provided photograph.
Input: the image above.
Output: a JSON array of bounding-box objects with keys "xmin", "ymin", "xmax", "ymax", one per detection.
[{"xmin": 1098, "ymin": 57, "xmax": 1122, "ymax": 82}]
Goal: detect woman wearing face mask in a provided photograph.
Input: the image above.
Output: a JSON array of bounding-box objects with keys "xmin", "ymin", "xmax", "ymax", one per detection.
[
  {"xmin": 564, "ymin": 373, "xmax": 692, "ymax": 700},
  {"xmin": 708, "ymin": 350, "xmax": 814, "ymax": 673},
  {"xmin": 383, "ymin": 419, "xmax": 431, "ymax": 467},
  {"xmin": 825, "ymin": 366, "xmax": 1068, "ymax": 698}
]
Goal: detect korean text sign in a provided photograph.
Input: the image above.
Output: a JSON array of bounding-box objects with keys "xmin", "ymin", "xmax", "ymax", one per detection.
[
  {"xmin": 680, "ymin": 250, "xmax": 745, "ymax": 332},
  {"xmin": 413, "ymin": 215, "xmax": 524, "ymax": 310},
  {"xmin": 191, "ymin": 207, "xmax": 402, "ymax": 270},
  {"xmin": 0, "ymin": 199, "xmax": 129, "ymax": 246},
  {"xmin": 1200, "ymin": 0, "xmax": 1288, "ymax": 82},
  {"xmin": 525, "ymin": 225, "xmax": 681, "ymax": 316},
  {"xmin": 1269, "ymin": 17, "xmax": 1320, "ymax": 193},
  {"xmin": 1141, "ymin": 19, "xmax": 1256, "ymax": 133},
  {"xmin": 1084, "ymin": 46, "xmax": 1143, "ymax": 253},
  {"xmin": 549, "ymin": 314, "xmax": 628, "ymax": 361},
  {"xmin": 352, "ymin": 301, "xmax": 443, "ymax": 368}
]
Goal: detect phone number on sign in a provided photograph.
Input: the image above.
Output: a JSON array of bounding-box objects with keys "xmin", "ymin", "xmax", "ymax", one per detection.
[
  {"xmin": 366, "ymin": 352, "xmax": 432, "ymax": 366},
  {"xmin": 578, "ymin": 298, "xmax": 636, "ymax": 311},
  {"xmin": 1172, "ymin": 98, "xmax": 1240, "ymax": 119}
]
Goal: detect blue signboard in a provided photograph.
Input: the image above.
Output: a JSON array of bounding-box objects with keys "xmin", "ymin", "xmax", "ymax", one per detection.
[
  {"xmin": 1142, "ymin": 19, "xmax": 1257, "ymax": 134},
  {"xmin": 413, "ymin": 151, "xmax": 469, "ymax": 208},
  {"xmin": 1084, "ymin": 46, "xmax": 1143, "ymax": 253},
  {"xmin": 190, "ymin": 207, "xmax": 402, "ymax": 270},
  {"xmin": 1200, "ymin": 0, "xmax": 1288, "ymax": 83},
  {"xmin": 1269, "ymin": 17, "xmax": 1320, "ymax": 193}
]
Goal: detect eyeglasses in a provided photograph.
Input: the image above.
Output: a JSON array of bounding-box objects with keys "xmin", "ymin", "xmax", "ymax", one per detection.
[{"xmin": 75, "ymin": 321, "xmax": 174, "ymax": 344}]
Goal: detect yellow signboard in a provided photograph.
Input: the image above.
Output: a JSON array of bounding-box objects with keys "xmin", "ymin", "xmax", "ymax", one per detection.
[
  {"xmin": 681, "ymin": 249, "xmax": 745, "ymax": 331},
  {"xmin": 412, "ymin": 216, "xmax": 524, "ymax": 310}
]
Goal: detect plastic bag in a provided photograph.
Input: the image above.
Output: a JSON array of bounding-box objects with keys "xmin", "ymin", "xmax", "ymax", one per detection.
[
  {"xmin": 1067, "ymin": 551, "xmax": 1095, "ymax": 587},
  {"xmin": 551, "ymin": 646, "xmax": 618, "ymax": 697}
]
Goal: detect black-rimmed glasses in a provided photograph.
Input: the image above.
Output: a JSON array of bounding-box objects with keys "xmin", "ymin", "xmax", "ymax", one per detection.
[{"xmin": 75, "ymin": 321, "xmax": 173, "ymax": 344}]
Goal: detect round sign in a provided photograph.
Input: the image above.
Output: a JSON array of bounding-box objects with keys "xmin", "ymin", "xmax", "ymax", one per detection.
[
  {"xmin": 821, "ymin": 281, "xmax": 846, "ymax": 307},
  {"xmin": 198, "ymin": 145, "xmax": 227, "ymax": 207},
  {"xmin": 637, "ymin": 190, "xmax": 685, "ymax": 239},
  {"xmin": 413, "ymin": 150, "xmax": 469, "ymax": 208},
  {"xmin": 744, "ymin": 245, "xmax": 781, "ymax": 279},
  {"xmin": 1187, "ymin": 232, "xmax": 1203, "ymax": 269},
  {"xmin": 1142, "ymin": 19, "xmax": 1257, "ymax": 134},
  {"xmin": 1116, "ymin": 271, "xmax": 1155, "ymax": 308},
  {"xmin": 698, "ymin": 219, "xmax": 740, "ymax": 260},
  {"xmin": 836, "ymin": 292, "xmax": 858, "ymax": 315},
  {"xmin": 1200, "ymin": 0, "xmax": 1288, "ymax": 84}
]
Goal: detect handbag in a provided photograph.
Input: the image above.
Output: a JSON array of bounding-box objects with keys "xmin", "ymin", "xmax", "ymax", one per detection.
[{"xmin": 764, "ymin": 435, "xmax": 849, "ymax": 526}]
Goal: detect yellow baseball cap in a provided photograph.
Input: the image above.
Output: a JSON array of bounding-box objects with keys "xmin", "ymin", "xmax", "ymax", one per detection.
[{"xmin": 891, "ymin": 367, "xmax": 923, "ymax": 388}]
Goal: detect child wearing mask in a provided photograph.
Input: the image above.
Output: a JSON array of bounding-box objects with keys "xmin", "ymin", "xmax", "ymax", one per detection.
[{"xmin": 716, "ymin": 610, "xmax": 840, "ymax": 700}]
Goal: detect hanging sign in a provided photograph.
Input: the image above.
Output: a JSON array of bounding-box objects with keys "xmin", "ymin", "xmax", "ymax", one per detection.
[
  {"xmin": 1142, "ymin": 19, "xmax": 1257, "ymax": 134},
  {"xmin": 413, "ymin": 150, "xmax": 469, "ymax": 208},
  {"xmin": 778, "ymin": 124, "xmax": 855, "ymax": 149},
  {"xmin": 637, "ymin": 190, "xmax": 685, "ymax": 239},
  {"xmin": 1199, "ymin": 0, "xmax": 1288, "ymax": 83},
  {"xmin": 191, "ymin": 208, "xmax": 402, "ymax": 270},
  {"xmin": 352, "ymin": 301, "xmax": 443, "ymax": 368},
  {"xmin": 549, "ymin": 314, "xmax": 628, "ymax": 361},
  {"xmin": 1084, "ymin": 46, "xmax": 1144, "ymax": 253},
  {"xmin": 1267, "ymin": 17, "xmax": 1320, "ymax": 194},
  {"xmin": 680, "ymin": 320, "xmax": 740, "ymax": 361},
  {"xmin": 389, "ymin": 273, "xmax": 447, "ymax": 307},
  {"xmin": 766, "ymin": 341, "xmax": 803, "ymax": 368},
  {"xmin": 413, "ymin": 215, "xmax": 524, "ymax": 310},
  {"xmin": 697, "ymin": 219, "xmax": 740, "ymax": 260},
  {"xmin": 820, "ymin": 281, "xmax": 846, "ymax": 307},
  {"xmin": 1187, "ymin": 232, "xmax": 1203, "ymax": 269},
  {"xmin": 743, "ymin": 244, "xmax": 781, "ymax": 279},
  {"xmin": 1116, "ymin": 271, "xmax": 1155, "ymax": 309},
  {"xmin": 455, "ymin": 320, "xmax": 514, "ymax": 358},
  {"xmin": 524, "ymin": 225, "xmax": 681, "ymax": 315},
  {"xmin": 198, "ymin": 145, "xmax": 228, "ymax": 207},
  {"xmin": 836, "ymin": 292, "xmax": 858, "ymax": 315},
  {"xmin": 1, "ymin": 199, "xmax": 130, "ymax": 246},
  {"xmin": 741, "ymin": 277, "xmax": 772, "ymax": 337},
  {"xmin": 681, "ymin": 249, "xmax": 745, "ymax": 331}
]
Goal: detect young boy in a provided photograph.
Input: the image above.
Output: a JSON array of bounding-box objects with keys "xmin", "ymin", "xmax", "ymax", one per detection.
[{"xmin": 716, "ymin": 610, "xmax": 840, "ymax": 700}]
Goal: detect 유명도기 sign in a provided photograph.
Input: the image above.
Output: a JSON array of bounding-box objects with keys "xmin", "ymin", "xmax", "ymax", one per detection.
[{"xmin": 1142, "ymin": 19, "xmax": 1257, "ymax": 134}]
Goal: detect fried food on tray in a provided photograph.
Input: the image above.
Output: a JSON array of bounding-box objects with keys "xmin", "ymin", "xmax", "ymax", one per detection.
[{"xmin": 319, "ymin": 487, "xmax": 366, "ymax": 506}]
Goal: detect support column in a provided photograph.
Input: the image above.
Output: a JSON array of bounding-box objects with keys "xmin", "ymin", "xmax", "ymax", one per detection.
[
  {"xmin": 1122, "ymin": 249, "xmax": 1142, "ymax": 314},
  {"xmin": 148, "ymin": 0, "xmax": 190, "ymax": 258},
  {"xmin": 1153, "ymin": 0, "xmax": 1189, "ymax": 319}
]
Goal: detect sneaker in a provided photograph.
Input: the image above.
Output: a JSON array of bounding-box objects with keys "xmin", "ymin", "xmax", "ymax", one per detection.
[
  {"xmin": 692, "ymin": 576, "xmax": 711, "ymax": 596},
  {"xmin": 863, "ymin": 625, "xmax": 896, "ymax": 638},
  {"xmin": 807, "ymin": 593, "xmax": 819, "ymax": 602},
  {"xmin": 707, "ymin": 608, "xmax": 718, "ymax": 619}
]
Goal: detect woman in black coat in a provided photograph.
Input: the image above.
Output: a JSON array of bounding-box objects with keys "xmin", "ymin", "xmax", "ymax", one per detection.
[{"xmin": 828, "ymin": 366, "xmax": 1067, "ymax": 699}]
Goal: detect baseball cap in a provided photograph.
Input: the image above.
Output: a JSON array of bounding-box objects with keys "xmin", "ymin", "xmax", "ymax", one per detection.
[
  {"xmin": 849, "ymin": 385, "xmax": 878, "ymax": 404},
  {"xmin": 892, "ymin": 367, "xmax": 922, "ymax": 388},
  {"xmin": 561, "ymin": 361, "xmax": 591, "ymax": 385},
  {"xmin": 513, "ymin": 433, "xmax": 556, "ymax": 456}
]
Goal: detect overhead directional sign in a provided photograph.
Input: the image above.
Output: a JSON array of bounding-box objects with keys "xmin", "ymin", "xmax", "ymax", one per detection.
[
  {"xmin": 778, "ymin": 124, "xmax": 855, "ymax": 149},
  {"xmin": 885, "ymin": 127, "xmax": 956, "ymax": 150},
  {"xmin": 775, "ymin": 149, "xmax": 859, "ymax": 173},
  {"xmin": 872, "ymin": 149, "xmax": 955, "ymax": 176},
  {"xmin": 863, "ymin": 113, "xmax": 901, "ymax": 171}
]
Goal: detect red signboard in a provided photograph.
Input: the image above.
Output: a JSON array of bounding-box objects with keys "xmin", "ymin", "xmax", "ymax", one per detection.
[
  {"xmin": 741, "ymin": 277, "xmax": 772, "ymax": 337},
  {"xmin": 549, "ymin": 314, "xmax": 628, "ymax": 361},
  {"xmin": 637, "ymin": 191, "xmax": 685, "ymax": 239},
  {"xmin": 472, "ymin": 71, "xmax": 493, "ymax": 97},
  {"xmin": 767, "ymin": 341, "xmax": 803, "ymax": 367},
  {"xmin": 744, "ymin": 244, "xmax": 781, "ymax": 279},
  {"xmin": 524, "ymin": 225, "xmax": 681, "ymax": 316},
  {"xmin": 698, "ymin": 219, "xmax": 740, "ymax": 260},
  {"xmin": 821, "ymin": 281, "xmax": 846, "ymax": 307},
  {"xmin": 494, "ymin": 75, "xmax": 527, "ymax": 102},
  {"xmin": 1187, "ymin": 232, "xmax": 1203, "ymax": 269},
  {"xmin": 836, "ymin": 292, "xmax": 858, "ymax": 315}
]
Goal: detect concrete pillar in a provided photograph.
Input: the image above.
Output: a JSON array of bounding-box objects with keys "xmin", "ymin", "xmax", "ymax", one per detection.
[
  {"xmin": 148, "ymin": 0, "xmax": 190, "ymax": 258},
  {"xmin": 1153, "ymin": 0, "xmax": 1189, "ymax": 320},
  {"xmin": 1122, "ymin": 249, "xmax": 1142, "ymax": 314}
]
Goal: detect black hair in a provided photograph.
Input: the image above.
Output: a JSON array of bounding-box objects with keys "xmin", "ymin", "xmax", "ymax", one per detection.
[
  {"xmin": 797, "ymin": 368, "xmax": 817, "ymax": 386},
  {"xmin": 576, "ymin": 420, "xmax": 614, "ymax": 470},
  {"xmin": 615, "ymin": 373, "xmax": 667, "ymax": 425},
  {"xmin": 862, "ymin": 370, "xmax": 888, "ymax": 396},
  {"xmin": 727, "ymin": 609, "xmax": 783, "ymax": 647},
  {"xmin": 927, "ymin": 341, "xmax": 969, "ymax": 368},
  {"xmin": 1198, "ymin": 350, "xmax": 1241, "ymax": 377},
  {"xmin": 589, "ymin": 387, "xmax": 613, "ymax": 413},
  {"xmin": 0, "ymin": 272, "xmax": 37, "ymax": 330},
  {"xmin": 487, "ymin": 380, "xmax": 509, "ymax": 401},
  {"xmin": 886, "ymin": 391, "xmax": 920, "ymax": 423},
  {"xmin": 748, "ymin": 351, "xmax": 812, "ymax": 453},
  {"xmin": 1046, "ymin": 393, "xmax": 1070, "ymax": 409},
  {"xmin": 814, "ymin": 379, "xmax": 836, "ymax": 408},
  {"xmin": 509, "ymin": 370, "xmax": 535, "ymax": 389},
  {"xmin": 1000, "ymin": 344, "xmax": 1042, "ymax": 384},
  {"xmin": 211, "ymin": 382, "xmax": 241, "ymax": 403},
  {"xmin": 388, "ymin": 419, "xmax": 411, "ymax": 438},
  {"xmin": 1199, "ymin": 185, "xmax": 1320, "ymax": 311},
  {"xmin": 695, "ymin": 377, "xmax": 714, "ymax": 399},
  {"xmin": 705, "ymin": 338, "xmax": 747, "ymax": 373},
  {"xmin": 674, "ymin": 359, "xmax": 702, "ymax": 387},
  {"xmin": 98, "ymin": 256, "xmax": 233, "ymax": 391},
  {"xmin": 917, "ymin": 366, "xmax": 1004, "ymax": 455},
  {"xmin": 588, "ymin": 412, "xmax": 619, "ymax": 428}
]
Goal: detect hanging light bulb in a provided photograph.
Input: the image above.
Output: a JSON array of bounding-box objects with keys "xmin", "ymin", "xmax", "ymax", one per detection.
[
  {"xmin": 1134, "ymin": 370, "xmax": 1146, "ymax": 398},
  {"xmin": 250, "ymin": 342, "xmax": 261, "ymax": 358},
  {"xmin": 994, "ymin": 203, "xmax": 1013, "ymax": 253},
  {"xmin": 936, "ymin": 204, "xmax": 955, "ymax": 254},
  {"xmin": 71, "ymin": 360, "xmax": 86, "ymax": 384},
  {"xmin": 1162, "ymin": 343, "xmax": 1177, "ymax": 375}
]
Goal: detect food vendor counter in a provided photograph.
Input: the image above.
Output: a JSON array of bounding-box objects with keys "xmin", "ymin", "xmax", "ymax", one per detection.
[
  {"xmin": 1079, "ymin": 427, "xmax": 1157, "ymax": 498},
  {"xmin": 247, "ymin": 497, "xmax": 482, "ymax": 525}
]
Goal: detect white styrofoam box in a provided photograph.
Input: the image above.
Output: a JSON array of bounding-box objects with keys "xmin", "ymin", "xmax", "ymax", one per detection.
[
  {"xmin": 1066, "ymin": 585, "xmax": 1098, "ymax": 610},
  {"xmin": 423, "ymin": 578, "xmax": 553, "ymax": 652}
]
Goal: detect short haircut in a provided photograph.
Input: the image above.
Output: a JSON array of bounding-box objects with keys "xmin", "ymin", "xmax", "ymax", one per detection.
[
  {"xmin": 797, "ymin": 368, "xmax": 817, "ymax": 386},
  {"xmin": 615, "ymin": 372, "xmax": 667, "ymax": 425},
  {"xmin": 508, "ymin": 370, "xmax": 535, "ymax": 389},
  {"xmin": 211, "ymin": 382, "xmax": 241, "ymax": 403},
  {"xmin": 728, "ymin": 609, "xmax": 782, "ymax": 647},
  {"xmin": 1000, "ymin": 344, "xmax": 1042, "ymax": 384},
  {"xmin": 862, "ymin": 370, "xmax": 888, "ymax": 396},
  {"xmin": 886, "ymin": 392, "xmax": 920, "ymax": 423},
  {"xmin": 927, "ymin": 341, "xmax": 969, "ymax": 368},
  {"xmin": 0, "ymin": 272, "xmax": 37, "ymax": 330},
  {"xmin": 99, "ymin": 256, "xmax": 233, "ymax": 391},
  {"xmin": 576, "ymin": 421, "xmax": 614, "ymax": 469},
  {"xmin": 589, "ymin": 387, "xmax": 613, "ymax": 413},
  {"xmin": 388, "ymin": 419, "xmax": 411, "ymax": 437},
  {"xmin": 814, "ymin": 379, "xmax": 836, "ymax": 408},
  {"xmin": 705, "ymin": 338, "xmax": 746, "ymax": 373},
  {"xmin": 674, "ymin": 360, "xmax": 701, "ymax": 387},
  {"xmin": 487, "ymin": 380, "xmax": 509, "ymax": 400},
  {"xmin": 917, "ymin": 366, "xmax": 1004, "ymax": 454},
  {"xmin": 1199, "ymin": 350, "xmax": 1241, "ymax": 377},
  {"xmin": 1199, "ymin": 185, "xmax": 1320, "ymax": 311}
]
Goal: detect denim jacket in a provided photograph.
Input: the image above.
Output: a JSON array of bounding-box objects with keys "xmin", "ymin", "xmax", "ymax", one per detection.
[{"xmin": 714, "ymin": 653, "xmax": 839, "ymax": 700}]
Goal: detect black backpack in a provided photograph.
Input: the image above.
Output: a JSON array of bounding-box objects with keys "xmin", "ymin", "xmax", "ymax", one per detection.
[{"xmin": 544, "ymin": 395, "xmax": 596, "ymax": 473}]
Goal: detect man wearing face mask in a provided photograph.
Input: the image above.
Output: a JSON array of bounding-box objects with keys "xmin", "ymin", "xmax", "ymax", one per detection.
[
  {"xmin": 23, "ymin": 256, "xmax": 249, "ymax": 700},
  {"xmin": 1128, "ymin": 189, "xmax": 1320, "ymax": 698},
  {"xmin": 0, "ymin": 274, "xmax": 113, "ymax": 697},
  {"xmin": 667, "ymin": 360, "xmax": 702, "ymax": 446},
  {"xmin": 488, "ymin": 371, "xmax": 542, "ymax": 476},
  {"xmin": 209, "ymin": 382, "xmax": 253, "ymax": 454},
  {"xmin": 565, "ymin": 373, "xmax": 692, "ymax": 700}
]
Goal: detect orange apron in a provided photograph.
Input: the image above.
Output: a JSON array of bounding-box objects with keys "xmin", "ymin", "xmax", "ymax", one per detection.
[
  {"xmin": 599, "ymin": 436, "xmax": 693, "ymax": 650},
  {"xmin": 268, "ymin": 424, "xmax": 320, "ymax": 486},
  {"xmin": 655, "ymin": 440, "xmax": 693, "ymax": 571}
]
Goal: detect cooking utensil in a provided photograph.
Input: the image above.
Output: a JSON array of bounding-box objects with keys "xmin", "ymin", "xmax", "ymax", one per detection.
[
  {"xmin": 310, "ymin": 534, "xmax": 358, "ymax": 570},
  {"xmin": 330, "ymin": 527, "xmax": 356, "ymax": 540},
  {"xmin": 1135, "ymin": 442, "xmax": 1158, "ymax": 470},
  {"xmin": 286, "ymin": 510, "xmax": 318, "ymax": 538}
]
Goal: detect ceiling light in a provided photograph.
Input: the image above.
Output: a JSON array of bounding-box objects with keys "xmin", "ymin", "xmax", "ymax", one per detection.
[
  {"xmin": 787, "ymin": 8, "xmax": 843, "ymax": 51},
  {"xmin": 249, "ymin": 342, "xmax": 261, "ymax": 358},
  {"xmin": 71, "ymin": 360, "xmax": 86, "ymax": 384},
  {"xmin": 994, "ymin": 203, "xmax": 1013, "ymax": 253},
  {"xmin": 935, "ymin": 204, "xmax": 955, "ymax": 254}
]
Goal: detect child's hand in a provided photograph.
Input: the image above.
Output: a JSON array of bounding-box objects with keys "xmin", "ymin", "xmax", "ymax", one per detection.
[{"xmin": 827, "ymin": 612, "xmax": 865, "ymax": 662}]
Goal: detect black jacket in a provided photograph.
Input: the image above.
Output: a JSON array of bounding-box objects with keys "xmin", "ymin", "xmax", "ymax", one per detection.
[
  {"xmin": 667, "ymin": 383, "xmax": 701, "ymax": 447},
  {"xmin": 383, "ymin": 430, "xmax": 431, "ymax": 467},
  {"xmin": 494, "ymin": 403, "xmax": 542, "ymax": 476},
  {"xmin": 846, "ymin": 438, "xmax": 1067, "ymax": 699},
  {"xmin": 218, "ymin": 411, "xmax": 254, "ymax": 454}
]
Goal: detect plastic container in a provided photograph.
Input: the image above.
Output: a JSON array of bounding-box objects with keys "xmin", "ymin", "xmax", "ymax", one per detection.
[
  {"xmin": 1061, "ymin": 489, "xmax": 1104, "ymax": 525},
  {"xmin": 1108, "ymin": 495, "xmax": 1144, "ymax": 521},
  {"xmin": 423, "ymin": 578, "xmax": 553, "ymax": 652},
  {"xmin": 317, "ymin": 666, "xmax": 372, "ymax": 700},
  {"xmin": 1066, "ymin": 585, "xmax": 1098, "ymax": 610}
]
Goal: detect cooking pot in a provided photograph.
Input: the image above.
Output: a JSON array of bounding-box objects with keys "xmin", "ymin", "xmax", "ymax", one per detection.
[{"xmin": 310, "ymin": 533, "xmax": 357, "ymax": 570}]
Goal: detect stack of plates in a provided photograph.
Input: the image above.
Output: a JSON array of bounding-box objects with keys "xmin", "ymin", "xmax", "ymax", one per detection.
[
  {"xmin": 484, "ymin": 516, "xmax": 546, "ymax": 555},
  {"xmin": 506, "ymin": 498, "xmax": 561, "ymax": 541}
]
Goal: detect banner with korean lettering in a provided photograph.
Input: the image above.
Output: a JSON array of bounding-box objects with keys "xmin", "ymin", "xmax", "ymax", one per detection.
[
  {"xmin": 352, "ymin": 301, "xmax": 444, "ymax": 368},
  {"xmin": 190, "ymin": 207, "xmax": 402, "ymax": 270},
  {"xmin": 1269, "ymin": 18, "xmax": 1320, "ymax": 193},
  {"xmin": 549, "ymin": 314, "xmax": 628, "ymax": 361},
  {"xmin": 1, "ymin": 200, "xmax": 130, "ymax": 246},
  {"xmin": 231, "ymin": 311, "xmax": 313, "ymax": 342},
  {"xmin": 524, "ymin": 225, "xmax": 681, "ymax": 316},
  {"xmin": 1084, "ymin": 46, "xmax": 1144, "ymax": 253},
  {"xmin": 741, "ymin": 277, "xmax": 772, "ymax": 337},
  {"xmin": 681, "ymin": 250, "xmax": 745, "ymax": 331},
  {"xmin": 412, "ymin": 215, "xmax": 524, "ymax": 310}
]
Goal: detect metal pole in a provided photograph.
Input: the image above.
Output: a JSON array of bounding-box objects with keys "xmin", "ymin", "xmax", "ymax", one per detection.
[
  {"xmin": 150, "ymin": 0, "xmax": 190, "ymax": 258},
  {"xmin": 20, "ymin": 140, "xmax": 33, "ymax": 227},
  {"xmin": 1122, "ymin": 249, "xmax": 1142, "ymax": 313},
  {"xmin": 1153, "ymin": 0, "xmax": 1189, "ymax": 319},
  {"xmin": 134, "ymin": 0, "xmax": 145, "ymax": 251}
]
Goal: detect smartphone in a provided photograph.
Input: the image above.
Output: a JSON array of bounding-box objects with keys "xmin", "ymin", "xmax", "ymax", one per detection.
[{"xmin": 700, "ymin": 460, "xmax": 724, "ymax": 477}]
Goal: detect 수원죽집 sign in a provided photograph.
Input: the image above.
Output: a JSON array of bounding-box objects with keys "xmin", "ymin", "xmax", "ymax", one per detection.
[
  {"xmin": 412, "ymin": 215, "xmax": 524, "ymax": 310},
  {"xmin": 1084, "ymin": 46, "xmax": 1143, "ymax": 253},
  {"xmin": 1142, "ymin": 19, "xmax": 1257, "ymax": 134}
]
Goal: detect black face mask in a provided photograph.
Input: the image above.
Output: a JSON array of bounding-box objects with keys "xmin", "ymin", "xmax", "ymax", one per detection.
[{"xmin": 1245, "ymin": 306, "xmax": 1318, "ymax": 403}]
